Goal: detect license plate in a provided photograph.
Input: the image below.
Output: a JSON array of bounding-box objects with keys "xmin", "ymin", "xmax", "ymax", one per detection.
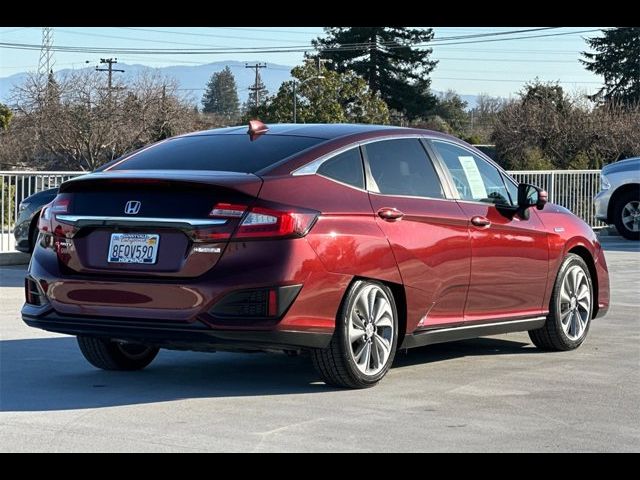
[{"xmin": 107, "ymin": 233, "xmax": 160, "ymax": 264}]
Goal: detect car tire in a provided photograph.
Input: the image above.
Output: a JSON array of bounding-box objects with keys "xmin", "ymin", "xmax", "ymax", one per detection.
[
  {"xmin": 77, "ymin": 336, "xmax": 159, "ymax": 371},
  {"xmin": 311, "ymin": 280, "xmax": 398, "ymax": 389},
  {"xmin": 529, "ymin": 254, "xmax": 593, "ymax": 351},
  {"xmin": 613, "ymin": 188, "xmax": 640, "ymax": 240}
]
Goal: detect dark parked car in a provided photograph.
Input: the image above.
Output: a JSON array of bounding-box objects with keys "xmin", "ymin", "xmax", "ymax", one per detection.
[
  {"xmin": 23, "ymin": 123, "xmax": 610, "ymax": 388},
  {"xmin": 15, "ymin": 188, "xmax": 58, "ymax": 253}
]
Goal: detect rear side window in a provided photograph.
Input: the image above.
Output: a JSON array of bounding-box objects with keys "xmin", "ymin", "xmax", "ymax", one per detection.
[
  {"xmin": 317, "ymin": 147, "xmax": 364, "ymax": 189},
  {"xmin": 364, "ymin": 139, "xmax": 444, "ymax": 198},
  {"xmin": 110, "ymin": 134, "xmax": 325, "ymax": 173}
]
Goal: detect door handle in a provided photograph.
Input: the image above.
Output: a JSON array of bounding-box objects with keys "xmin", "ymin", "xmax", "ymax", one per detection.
[
  {"xmin": 377, "ymin": 207, "xmax": 404, "ymax": 221},
  {"xmin": 471, "ymin": 216, "xmax": 491, "ymax": 228}
]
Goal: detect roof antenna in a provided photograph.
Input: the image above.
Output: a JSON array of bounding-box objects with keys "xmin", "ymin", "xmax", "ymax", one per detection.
[{"xmin": 247, "ymin": 119, "xmax": 268, "ymax": 141}]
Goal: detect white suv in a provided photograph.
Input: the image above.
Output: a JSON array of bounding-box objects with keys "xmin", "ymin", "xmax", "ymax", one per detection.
[{"xmin": 594, "ymin": 157, "xmax": 640, "ymax": 240}]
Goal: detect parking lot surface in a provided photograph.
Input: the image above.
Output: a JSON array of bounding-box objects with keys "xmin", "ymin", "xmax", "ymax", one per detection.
[{"xmin": 1, "ymin": 237, "xmax": 638, "ymax": 452}]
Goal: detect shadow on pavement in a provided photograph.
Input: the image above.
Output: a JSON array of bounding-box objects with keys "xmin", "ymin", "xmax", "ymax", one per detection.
[
  {"xmin": 600, "ymin": 237, "xmax": 640, "ymax": 253},
  {"xmin": 1, "ymin": 335, "xmax": 540, "ymax": 412},
  {"xmin": 394, "ymin": 337, "xmax": 538, "ymax": 368},
  {"xmin": 0, "ymin": 265, "xmax": 27, "ymax": 288},
  {"xmin": 0, "ymin": 337, "xmax": 328, "ymax": 412}
]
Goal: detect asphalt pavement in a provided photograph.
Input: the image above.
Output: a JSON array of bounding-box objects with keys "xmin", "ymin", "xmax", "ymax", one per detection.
[{"xmin": 0, "ymin": 236, "xmax": 638, "ymax": 452}]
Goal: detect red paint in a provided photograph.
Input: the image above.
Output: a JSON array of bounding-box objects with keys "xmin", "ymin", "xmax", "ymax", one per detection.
[
  {"xmin": 25, "ymin": 125, "xmax": 610, "ymax": 350},
  {"xmin": 368, "ymin": 194, "xmax": 471, "ymax": 329},
  {"xmin": 455, "ymin": 202, "xmax": 549, "ymax": 322}
]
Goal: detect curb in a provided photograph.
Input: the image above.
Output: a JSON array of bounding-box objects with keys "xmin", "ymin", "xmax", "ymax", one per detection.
[{"xmin": 0, "ymin": 251, "xmax": 30, "ymax": 266}]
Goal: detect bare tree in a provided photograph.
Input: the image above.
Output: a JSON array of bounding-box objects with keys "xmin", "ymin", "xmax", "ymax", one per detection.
[
  {"xmin": 492, "ymin": 83, "xmax": 640, "ymax": 170},
  {"xmin": 3, "ymin": 70, "xmax": 201, "ymax": 171}
]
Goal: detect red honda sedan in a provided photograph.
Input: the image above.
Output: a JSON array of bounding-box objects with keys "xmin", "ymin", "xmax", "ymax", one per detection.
[{"xmin": 23, "ymin": 123, "xmax": 610, "ymax": 388}]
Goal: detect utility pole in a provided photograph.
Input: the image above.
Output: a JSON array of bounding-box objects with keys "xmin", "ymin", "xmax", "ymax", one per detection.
[
  {"xmin": 315, "ymin": 57, "xmax": 331, "ymax": 74},
  {"xmin": 245, "ymin": 62, "xmax": 267, "ymax": 108},
  {"xmin": 96, "ymin": 58, "xmax": 125, "ymax": 94}
]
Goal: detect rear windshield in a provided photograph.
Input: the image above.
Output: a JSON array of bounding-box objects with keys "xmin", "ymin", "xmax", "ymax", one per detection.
[{"xmin": 109, "ymin": 134, "xmax": 325, "ymax": 173}]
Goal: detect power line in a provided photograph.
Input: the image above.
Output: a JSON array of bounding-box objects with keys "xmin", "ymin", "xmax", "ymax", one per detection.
[
  {"xmin": 434, "ymin": 56, "xmax": 583, "ymax": 64},
  {"xmin": 2, "ymin": 27, "xmax": 565, "ymax": 56},
  {"xmin": 433, "ymin": 27, "xmax": 558, "ymax": 41},
  {"xmin": 0, "ymin": 29, "xmax": 594, "ymax": 56},
  {"xmin": 425, "ymin": 29, "xmax": 599, "ymax": 47},
  {"xmin": 118, "ymin": 27, "xmax": 314, "ymax": 44},
  {"xmin": 433, "ymin": 76, "xmax": 600, "ymax": 84},
  {"xmin": 215, "ymin": 27, "xmax": 325, "ymax": 36},
  {"xmin": 56, "ymin": 28, "xmax": 228, "ymax": 49}
]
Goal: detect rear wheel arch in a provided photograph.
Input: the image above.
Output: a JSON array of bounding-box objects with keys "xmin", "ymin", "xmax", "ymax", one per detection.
[
  {"xmin": 312, "ymin": 278, "xmax": 400, "ymax": 388},
  {"xmin": 567, "ymin": 245, "xmax": 598, "ymax": 318},
  {"xmin": 607, "ymin": 183, "xmax": 639, "ymax": 223}
]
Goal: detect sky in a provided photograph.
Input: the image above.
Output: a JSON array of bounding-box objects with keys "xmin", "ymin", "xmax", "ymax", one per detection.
[{"xmin": 0, "ymin": 26, "xmax": 604, "ymax": 98}]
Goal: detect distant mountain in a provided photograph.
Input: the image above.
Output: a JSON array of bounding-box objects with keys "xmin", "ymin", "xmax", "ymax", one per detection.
[
  {"xmin": 0, "ymin": 61, "xmax": 480, "ymax": 109},
  {"xmin": 0, "ymin": 61, "xmax": 293, "ymax": 105},
  {"xmin": 432, "ymin": 91, "xmax": 479, "ymax": 110}
]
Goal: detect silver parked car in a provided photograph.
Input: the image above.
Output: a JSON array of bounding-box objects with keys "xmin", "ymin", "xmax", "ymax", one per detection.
[{"xmin": 594, "ymin": 157, "xmax": 640, "ymax": 240}]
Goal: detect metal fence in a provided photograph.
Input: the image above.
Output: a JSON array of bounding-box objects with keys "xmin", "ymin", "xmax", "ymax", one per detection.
[
  {"xmin": 1, "ymin": 171, "xmax": 84, "ymax": 251},
  {"xmin": 508, "ymin": 170, "xmax": 604, "ymax": 229},
  {"xmin": 0, "ymin": 169, "xmax": 605, "ymax": 252}
]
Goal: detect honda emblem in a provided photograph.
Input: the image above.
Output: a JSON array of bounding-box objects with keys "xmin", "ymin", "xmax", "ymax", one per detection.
[{"xmin": 124, "ymin": 200, "xmax": 141, "ymax": 215}]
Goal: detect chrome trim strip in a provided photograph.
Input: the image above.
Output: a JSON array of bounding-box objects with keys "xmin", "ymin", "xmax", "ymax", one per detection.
[
  {"xmin": 56, "ymin": 215, "xmax": 227, "ymax": 227},
  {"xmin": 368, "ymin": 191, "xmax": 453, "ymax": 202},
  {"xmin": 401, "ymin": 316, "xmax": 547, "ymax": 349},
  {"xmin": 421, "ymin": 316, "xmax": 547, "ymax": 334}
]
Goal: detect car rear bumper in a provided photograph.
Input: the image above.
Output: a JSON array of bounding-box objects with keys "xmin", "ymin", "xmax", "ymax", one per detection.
[{"xmin": 21, "ymin": 303, "xmax": 332, "ymax": 350}]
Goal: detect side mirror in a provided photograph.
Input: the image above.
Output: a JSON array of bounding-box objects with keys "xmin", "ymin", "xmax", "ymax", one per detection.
[{"xmin": 518, "ymin": 183, "xmax": 548, "ymax": 211}]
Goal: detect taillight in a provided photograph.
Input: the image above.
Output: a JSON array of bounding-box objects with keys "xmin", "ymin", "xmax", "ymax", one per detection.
[
  {"xmin": 37, "ymin": 203, "xmax": 53, "ymax": 233},
  {"xmin": 38, "ymin": 194, "xmax": 75, "ymax": 237},
  {"xmin": 207, "ymin": 202, "xmax": 318, "ymax": 240},
  {"xmin": 50, "ymin": 197, "xmax": 70, "ymax": 213},
  {"xmin": 236, "ymin": 207, "xmax": 317, "ymax": 239}
]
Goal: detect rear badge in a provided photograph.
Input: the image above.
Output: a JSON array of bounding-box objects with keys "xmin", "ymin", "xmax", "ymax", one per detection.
[
  {"xmin": 193, "ymin": 246, "xmax": 221, "ymax": 254},
  {"xmin": 554, "ymin": 227, "xmax": 565, "ymax": 233}
]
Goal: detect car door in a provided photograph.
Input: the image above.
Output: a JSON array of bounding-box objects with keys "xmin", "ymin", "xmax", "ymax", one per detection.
[
  {"xmin": 363, "ymin": 137, "xmax": 471, "ymax": 331},
  {"xmin": 430, "ymin": 139, "xmax": 549, "ymax": 323}
]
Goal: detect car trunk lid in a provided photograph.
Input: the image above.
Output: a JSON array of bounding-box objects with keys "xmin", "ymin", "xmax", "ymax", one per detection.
[{"xmin": 52, "ymin": 170, "xmax": 263, "ymax": 278}]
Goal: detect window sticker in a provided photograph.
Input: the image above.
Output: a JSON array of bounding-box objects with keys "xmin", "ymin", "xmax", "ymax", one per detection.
[{"xmin": 458, "ymin": 156, "xmax": 487, "ymax": 199}]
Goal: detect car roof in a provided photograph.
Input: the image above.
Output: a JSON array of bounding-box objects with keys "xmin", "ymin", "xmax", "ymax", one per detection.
[{"xmin": 180, "ymin": 123, "xmax": 451, "ymax": 141}]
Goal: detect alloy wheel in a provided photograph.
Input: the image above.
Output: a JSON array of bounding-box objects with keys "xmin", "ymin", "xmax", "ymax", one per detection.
[
  {"xmin": 559, "ymin": 265, "xmax": 591, "ymax": 341},
  {"xmin": 621, "ymin": 200, "xmax": 640, "ymax": 233},
  {"xmin": 348, "ymin": 284, "xmax": 394, "ymax": 375}
]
